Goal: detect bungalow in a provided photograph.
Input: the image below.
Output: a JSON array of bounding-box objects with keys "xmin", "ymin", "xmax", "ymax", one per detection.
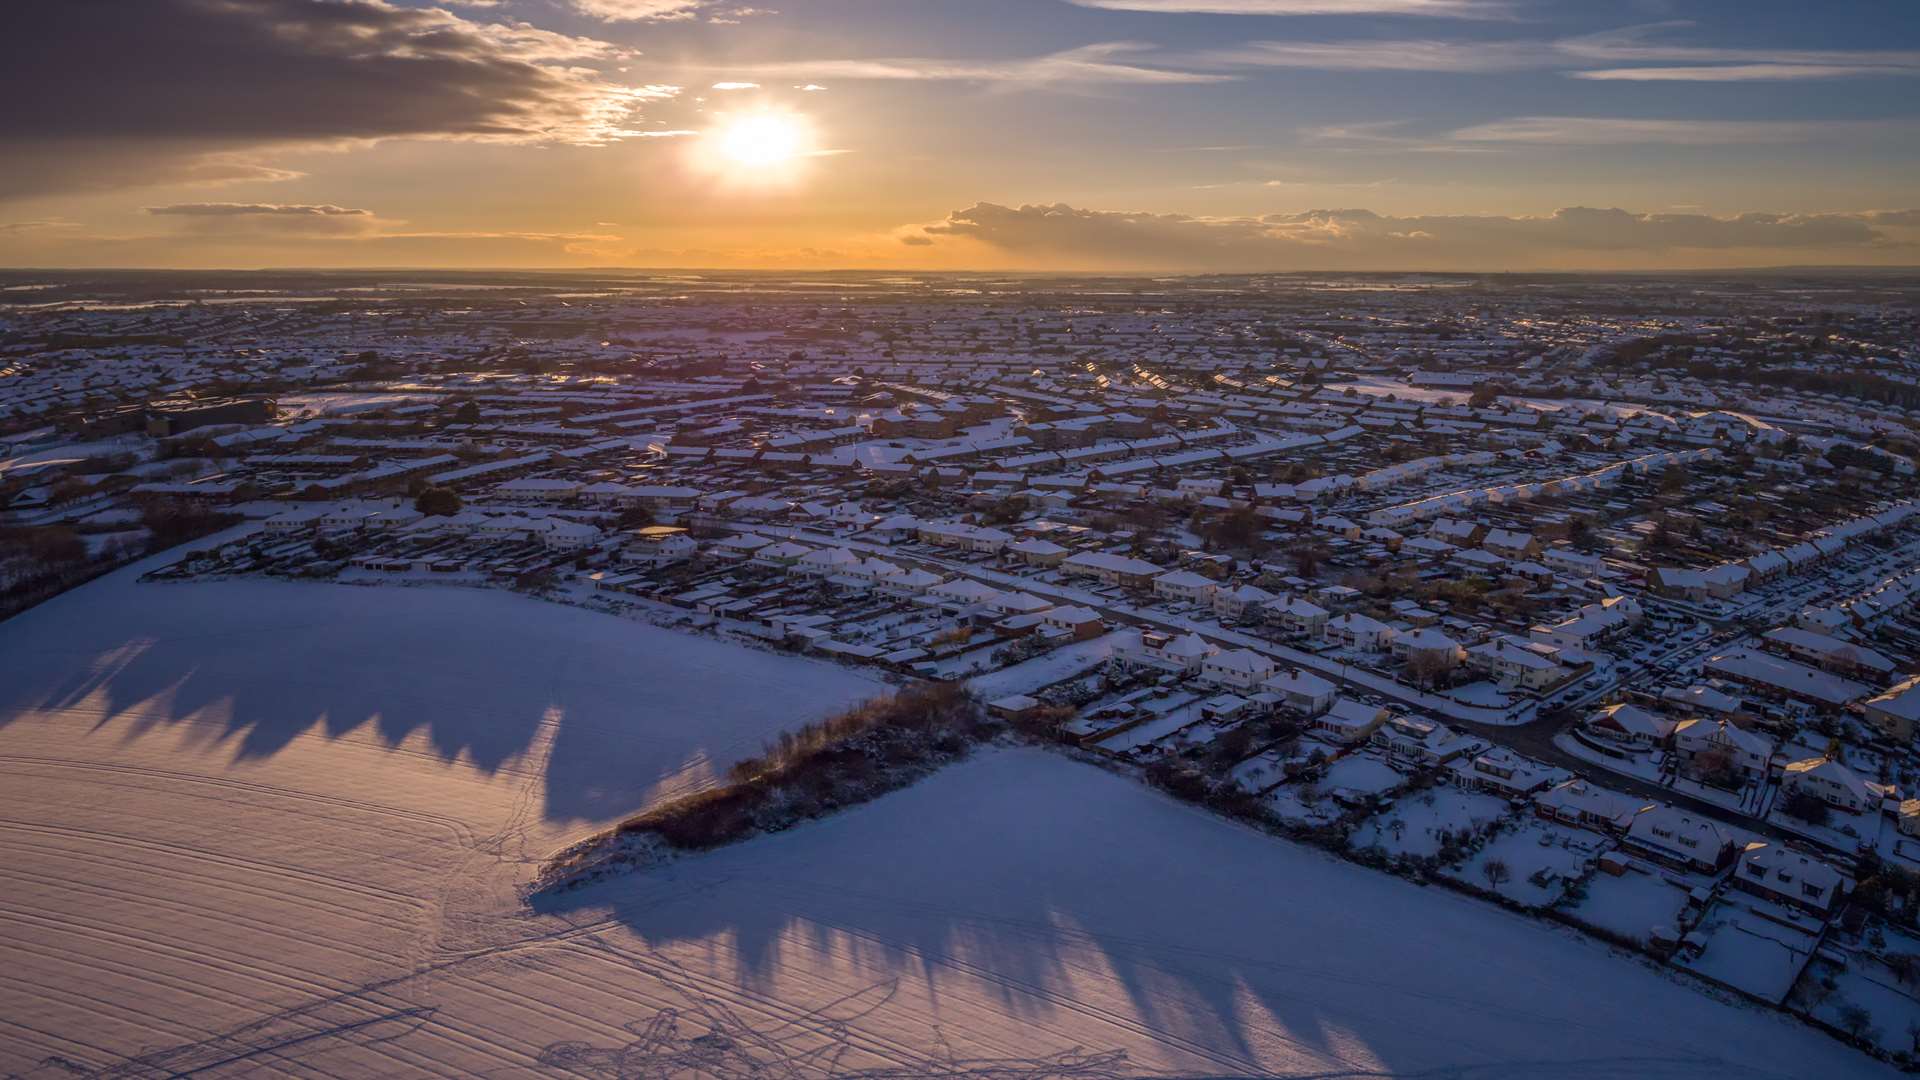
[
  {"xmin": 918, "ymin": 521, "xmax": 1012, "ymax": 554},
  {"xmin": 1200, "ymin": 648, "xmax": 1277, "ymax": 691},
  {"xmin": 882, "ymin": 567, "xmax": 946, "ymax": 596},
  {"xmin": 930, "ymin": 578, "xmax": 1004, "ymax": 610},
  {"xmin": 1039, "ymin": 605, "xmax": 1106, "ymax": 641},
  {"xmin": 1582, "ymin": 703, "xmax": 1677, "ymax": 748},
  {"xmin": 751, "ymin": 541, "xmax": 812, "ymax": 569},
  {"xmin": 1314, "ymin": 697, "xmax": 1389, "ymax": 744},
  {"xmin": 1734, "ymin": 844, "xmax": 1846, "ymax": 916},
  {"xmin": 1780, "ymin": 756, "xmax": 1881, "ymax": 814},
  {"xmin": 795, "ymin": 546, "xmax": 863, "ymax": 577},
  {"xmin": 1535, "ymin": 779, "xmax": 1649, "ymax": 833},
  {"xmin": 1154, "ymin": 569, "xmax": 1220, "ymax": 604},
  {"xmin": 1262, "ymin": 669, "xmax": 1337, "ymax": 715},
  {"xmin": 1623, "ymin": 806, "xmax": 1738, "ymax": 873}
]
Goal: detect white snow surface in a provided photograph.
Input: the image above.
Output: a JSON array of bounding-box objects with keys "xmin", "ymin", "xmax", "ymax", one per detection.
[{"xmin": 0, "ymin": 572, "xmax": 1893, "ymax": 1077}]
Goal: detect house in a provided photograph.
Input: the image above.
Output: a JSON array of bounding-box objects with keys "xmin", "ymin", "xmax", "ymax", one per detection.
[
  {"xmin": 1391, "ymin": 627, "xmax": 1461, "ymax": 664},
  {"xmin": 1325, "ymin": 612, "xmax": 1396, "ymax": 652},
  {"xmin": 930, "ymin": 578, "xmax": 1003, "ymax": 610},
  {"xmin": 1864, "ymin": 676, "xmax": 1920, "ymax": 742},
  {"xmin": 1129, "ymin": 630, "xmax": 1216, "ymax": 672},
  {"xmin": 1481, "ymin": 528, "xmax": 1538, "ymax": 559},
  {"xmin": 1761, "ymin": 626, "xmax": 1897, "ymax": 679},
  {"xmin": 1703, "ymin": 649, "xmax": 1869, "ymax": 710},
  {"xmin": 1672, "ymin": 718, "xmax": 1772, "ymax": 782},
  {"xmin": 1062, "ymin": 550, "xmax": 1162, "ymax": 589},
  {"xmin": 1262, "ymin": 669, "xmax": 1337, "ymax": 715},
  {"xmin": 1535, "ymin": 779, "xmax": 1649, "ymax": 833},
  {"xmin": 621, "ymin": 526, "xmax": 697, "ymax": 566},
  {"xmin": 1371, "ymin": 713, "xmax": 1478, "ymax": 765},
  {"xmin": 1582, "ymin": 703, "xmax": 1677, "ymax": 748},
  {"xmin": 1313, "ymin": 697, "xmax": 1389, "ymax": 744},
  {"xmin": 752, "ymin": 541, "xmax": 812, "ymax": 569},
  {"xmin": 795, "ymin": 546, "xmax": 863, "ymax": 577},
  {"xmin": 1213, "ymin": 583, "xmax": 1277, "ymax": 621},
  {"xmin": 1273, "ymin": 597, "xmax": 1331, "ymax": 636},
  {"xmin": 1536, "ymin": 596, "xmax": 1643, "ymax": 649},
  {"xmin": 1039, "ymin": 605, "xmax": 1106, "ymax": 641},
  {"xmin": 1154, "ymin": 569, "xmax": 1219, "ymax": 604},
  {"xmin": 1005, "ymin": 537, "xmax": 1070, "ymax": 566},
  {"xmin": 1200, "ymin": 648, "xmax": 1277, "ymax": 691},
  {"xmin": 1623, "ymin": 806, "xmax": 1737, "ymax": 873},
  {"xmin": 1450, "ymin": 747, "xmax": 1555, "ymax": 798},
  {"xmin": 917, "ymin": 520, "xmax": 1011, "ymax": 554},
  {"xmin": 1467, "ymin": 636, "xmax": 1566, "ymax": 691},
  {"xmin": 1780, "ymin": 756, "xmax": 1880, "ymax": 814},
  {"xmin": 1734, "ymin": 844, "xmax": 1846, "ymax": 916}
]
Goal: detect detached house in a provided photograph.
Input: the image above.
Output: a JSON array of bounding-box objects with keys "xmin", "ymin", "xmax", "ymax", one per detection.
[
  {"xmin": 1624, "ymin": 807, "xmax": 1738, "ymax": 873},
  {"xmin": 1582, "ymin": 703, "xmax": 1677, "ymax": 748},
  {"xmin": 1213, "ymin": 584, "xmax": 1278, "ymax": 621},
  {"xmin": 1314, "ymin": 697, "xmax": 1390, "ymax": 744},
  {"xmin": 1325, "ymin": 612, "xmax": 1396, "ymax": 652},
  {"xmin": 1780, "ymin": 756, "xmax": 1881, "ymax": 814},
  {"xmin": 1672, "ymin": 718, "xmax": 1773, "ymax": 783},
  {"xmin": 1200, "ymin": 648, "xmax": 1277, "ymax": 691},
  {"xmin": 1735, "ymin": 845, "xmax": 1847, "ymax": 916},
  {"xmin": 1262, "ymin": 669, "xmax": 1337, "ymax": 715}
]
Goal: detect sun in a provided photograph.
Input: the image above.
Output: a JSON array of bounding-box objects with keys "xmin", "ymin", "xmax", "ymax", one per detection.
[
  {"xmin": 714, "ymin": 113, "xmax": 807, "ymax": 170},
  {"xmin": 696, "ymin": 110, "xmax": 816, "ymax": 185}
]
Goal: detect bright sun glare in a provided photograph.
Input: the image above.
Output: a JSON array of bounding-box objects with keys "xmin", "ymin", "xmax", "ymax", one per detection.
[
  {"xmin": 715, "ymin": 114, "xmax": 806, "ymax": 169},
  {"xmin": 698, "ymin": 111, "xmax": 815, "ymax": 185}
]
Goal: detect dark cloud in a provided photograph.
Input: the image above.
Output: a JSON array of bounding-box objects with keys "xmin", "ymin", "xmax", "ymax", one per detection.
[
  {"xmin": 0, "ymin": 0, "xmax": 670, "ymax": 199},
  {"xmin": 919, "ymin": 202, "xmax": 1919, "ymax": 269}
]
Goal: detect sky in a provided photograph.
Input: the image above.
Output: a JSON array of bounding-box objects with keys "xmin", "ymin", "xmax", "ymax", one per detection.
[{"xmin": 0, "ymin": 0, "xmax": 1916, "ymax": 272}]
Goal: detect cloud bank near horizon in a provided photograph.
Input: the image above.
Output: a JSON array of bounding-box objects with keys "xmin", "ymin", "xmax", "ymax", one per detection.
[{"xmin": 909, "ymin": 202, "xmax": 1920, "ymax": 271}]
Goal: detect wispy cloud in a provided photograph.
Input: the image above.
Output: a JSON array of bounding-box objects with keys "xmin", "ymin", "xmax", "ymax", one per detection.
[
  {"xmin": 1064, "ymin": 0, "xmax": 1504, "ymax": 16},
  {"xmin": 1558, "ymin": 22, "xmax": 1920, "ymax": 81},
  {"xmin": 1194, "ymin": 39, "xmax": 1543, "ymax": 72},
  {"xmin": 1447, "ymin": 116, "xmax": 1824, "ymax": 145},
  {"xmin": 719, "ymin": 43, "xmax": 1229, "ymax": 87},
  {"xmin": 1179, "ymin": 21, "xmax": 1920, "ymax": 81},
  {"xmin": 144, "ymin": 203, "xmax": 372, "ymax": 217}
]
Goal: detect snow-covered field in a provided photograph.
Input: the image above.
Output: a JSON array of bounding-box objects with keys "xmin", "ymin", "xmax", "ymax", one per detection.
[
  {"xmin": 0, "ymin": 570, "xmax": 1894, "ymax": 1076},
  {"xmin": 0, "ymin": 573, "xmax": 884, "ymax": 1076}
]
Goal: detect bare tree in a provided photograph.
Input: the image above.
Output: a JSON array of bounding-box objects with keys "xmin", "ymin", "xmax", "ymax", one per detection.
[{"xmin": 1482, "ymin": 858, "xmax": 1512, "ymax": 893}]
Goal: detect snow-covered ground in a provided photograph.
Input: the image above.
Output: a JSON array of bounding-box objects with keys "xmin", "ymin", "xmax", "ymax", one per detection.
[
  {"xmin": 0, "ymin": 570, "xmax": 1894, "ymax": 1076},
  {"xmin": 0, "ymin": 572, "xmax": 883, "ymax": 1076}
]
